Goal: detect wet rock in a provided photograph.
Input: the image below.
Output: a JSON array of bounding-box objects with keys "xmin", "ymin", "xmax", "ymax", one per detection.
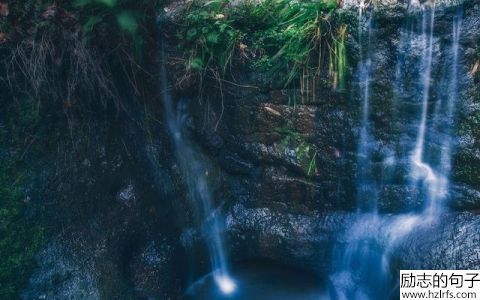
[
  {"xmin": 130, "ymin": 239, "xmax": 183, "ymax": 299},
  {"xmin": 254, "ymin": 166, "xmax": 354, "ymax": 212},
  {"xmin": 225, "ymin": 204, "xmax": 352, "ymax": 274},
  {"xmin": 223, "ymin": 207, "xmax": 480, "ymax": 275},
  {"xmin": 117, "ymin": 183, "xmax": 136, "ymax": 206},
  {"xmin": 21, "ymin": 240, "xmax": 100, "ymax": 300},
  {"xmin": 394, "ymin": 212, "xmax": 480, "ymax": 270},
  {"xmin": 188, "ymin": 83, "xmax": 357, "ymax": 211},
  {"xmin": 20, "ymin": 101, "xmax": 185, "ymax": 299},
  {"xmin": 377, "ymin": 184, "xmax": 423, "ymax": 212},
  {"xmin": 218, "ymin": 152, "xmax": 254, "ymax": 175},
  {"xmin": 341, "ymin": 0, "xmax": 471, "ymax": 11},
  {"xmin": 450, "ymin": 184, "xmax": 480, "ymax": 210}
]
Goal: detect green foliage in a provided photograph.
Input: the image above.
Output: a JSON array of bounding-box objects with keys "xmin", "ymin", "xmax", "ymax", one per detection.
[
  {"xmin": 330, "ymin": 24, "xmax": 347, "ymax": 90},
  {"xmin": 177, "ymin": 0, "xmax": 242, "ymax": 73},
  {"xmin": 236, "ymin": 0, "xmax": 337, "ymax": 85},
  {"xmin": 176, "ymin": 0, "xmax": 347, "ymax": 90}
]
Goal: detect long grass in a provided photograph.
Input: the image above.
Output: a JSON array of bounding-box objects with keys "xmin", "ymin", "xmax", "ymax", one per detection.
[{"xmin": 175, "ymin": 0, "xmax": 348, "ymax": 99}]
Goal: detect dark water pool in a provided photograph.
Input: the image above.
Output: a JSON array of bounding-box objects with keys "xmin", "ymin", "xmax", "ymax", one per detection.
[{"xmin": 184, "ymin": 261, "xmax": 325, "ymax": 300}]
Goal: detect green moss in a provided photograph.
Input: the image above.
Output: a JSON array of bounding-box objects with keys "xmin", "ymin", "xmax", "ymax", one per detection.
[{"xmin": 0, "ymin": 97, "xmax": 45, "ymax": 299}]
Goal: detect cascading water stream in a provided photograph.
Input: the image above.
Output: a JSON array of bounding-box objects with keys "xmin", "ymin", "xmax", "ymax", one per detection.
[
  {"xmin": 356, "ymin": 10, "xmax": 376, "ymax": 213},
  {"xmin": 443, "ymin": 11, "xmax": 462, "ymax": 170},
  {"xmin": 328, "ymin": 7, "xmax": 390, "ymax": 300},
  {"xmin": 410, "ymin": 4, "xmax": 444, "ymax": 218},
  {"xmin": 327, "ymin": 2, "xmax": 463, "ymax": 299},
  {"xmin": 436, "ymin": 9, "xmax": 463, "ymax": 208},
  {"xmin": 410, "ymin": 4, "xmax": 462, "ymax": 218},
  {"xmin": 159, "ymin": 38, "xmax": 236, "ymax": 295}
]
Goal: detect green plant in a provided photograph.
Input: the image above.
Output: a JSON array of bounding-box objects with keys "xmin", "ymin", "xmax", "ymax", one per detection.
[
  {"xmin": 330, "ymin": 24, "xmax": 347, "ymax": 90},
  {"xmin": 243, "ymin": 0, "xmax": 338, "ymax": 86},
  {"xmin": 176, "ymin": 0, "xmax": 242, "ymax": 78},
  {"xmin": 277, "ymin": 127, "xmax": 318, "ymax": 177},
  {"xmin": 175, "ymin": 0, "xmax": 348, "ymax": 95}
]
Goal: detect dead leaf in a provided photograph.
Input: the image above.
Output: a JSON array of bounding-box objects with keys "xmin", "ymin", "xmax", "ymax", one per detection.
[
  {"xmin": 471, "ymin": 60, "xmax": 480, "ymax": 77},
  {"xmin": 264, "ymin": 106, "xmax": 281, "ymax": 117}
]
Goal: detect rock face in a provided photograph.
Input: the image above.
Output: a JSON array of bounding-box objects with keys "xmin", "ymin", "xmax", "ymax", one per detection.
[
  {"xmin": 182, "ymin": 0, "xmax": 480, "ymax": 215},
  {"xmin": 173, "ymin": 0, "xmax": 480, "ymax": 289},
  {"xmin": 21, "ymin": 1, "xmax": 480, "ymax": 299},
  {"xmin": 225, "ymin": 205, "xmax": 352, "ymax": 274},
  {"xmin": 21, "ymin": 239, "xmax": 100, "ymax": 300},
  {"xmin": 395, "ymin": 212, "xmax": 480, "ymax": 270},
  {"xmin": 225, "ymin": 207, "xmax": 480, "ymax": 273},
  {"xmin": 22, "ymin": 102, "xmax": 187, "ymax": 299}
]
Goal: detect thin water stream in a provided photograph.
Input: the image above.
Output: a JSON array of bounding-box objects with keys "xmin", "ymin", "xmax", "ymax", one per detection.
[{"xmin": 160, "ymin": 38, "xmax": 236, "ymax": 295}]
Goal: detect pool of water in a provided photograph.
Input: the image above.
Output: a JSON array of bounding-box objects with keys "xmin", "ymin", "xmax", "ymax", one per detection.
[{"xmin": 184, "ymin": 260, "xmax": 325, "ymax": 300}]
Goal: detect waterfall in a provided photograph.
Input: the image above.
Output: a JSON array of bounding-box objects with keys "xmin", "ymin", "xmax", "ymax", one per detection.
[
  {"xmin": 327, "ymin": 3, "xmax": 463, "ymax": 299},
  {"xmin": 410, "ymin": 5, "xmax": 444, "ymax": 217},
  {"xmin": 328, "ymin": 7, "xmax": 391, "ymax": 300},
  {"xmin": 356, "ymin": 12, "xmax": 377, "ymax": 212},
  {"xmin": 410, "ymin": 5, "xmax": 462, "ymax": 218},
  {"xmin": 159, "ymin": 39, "xmax": 236, "ymax": 295},
  {"xmin": 437, "ymin": 9, "xmax": 463, "ymax": 208}
]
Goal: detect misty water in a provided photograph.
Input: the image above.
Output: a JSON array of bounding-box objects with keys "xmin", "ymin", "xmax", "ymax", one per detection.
[{"xmin": 327, "ymin": 3, "xmax": 463, "ymax": 300}]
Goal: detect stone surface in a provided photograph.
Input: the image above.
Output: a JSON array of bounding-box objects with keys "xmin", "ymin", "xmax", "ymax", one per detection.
[
  {"xmin": 394, "ymin": 212, "xmax": 480, "ymax": 270},
  {"xmin": 178, "ymin": 1, "xmax": 480, "ymax": 214},
  {"xmin": 20, "ymin": 1, "xmax": 480, "ymax": 299}
]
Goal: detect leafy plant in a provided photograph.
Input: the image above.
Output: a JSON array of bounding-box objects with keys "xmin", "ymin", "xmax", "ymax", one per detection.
[
  {"xmin": 175, "ymin": 0, "xmax": 348, "ymax": 95},
  {"xmin": 177, "ymin": 0, "xmax": 242, "ymax": 75}
]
